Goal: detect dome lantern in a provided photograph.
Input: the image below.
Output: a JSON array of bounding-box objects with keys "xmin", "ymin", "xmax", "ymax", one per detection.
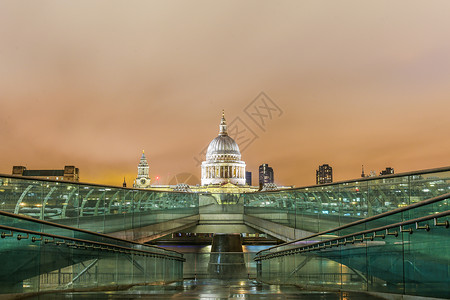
[{"xmin": 219, "ymin": 110, "xmax": 227, "ymax": 136}]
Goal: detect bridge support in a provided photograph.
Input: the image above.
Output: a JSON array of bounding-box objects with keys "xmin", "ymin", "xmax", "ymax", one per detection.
[{"xmin": 207, "ymin": 234, "xmax": 246, "ymax": 279}]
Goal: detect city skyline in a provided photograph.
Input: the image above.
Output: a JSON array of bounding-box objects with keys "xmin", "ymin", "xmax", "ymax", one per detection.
[{"xmin": 1, "ymin": 1, "xmax": 450, "ymax": 187}]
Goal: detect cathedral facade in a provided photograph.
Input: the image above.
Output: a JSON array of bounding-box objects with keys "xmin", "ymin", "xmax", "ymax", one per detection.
[{"xmin": 201, "ymin": 112, "xmax": 246, "ymax": 186}]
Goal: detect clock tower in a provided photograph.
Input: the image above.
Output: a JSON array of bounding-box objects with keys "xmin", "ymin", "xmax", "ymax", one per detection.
[{"xmin": 134, "ymin": 150, "xmax": 151, "ymax": 188}]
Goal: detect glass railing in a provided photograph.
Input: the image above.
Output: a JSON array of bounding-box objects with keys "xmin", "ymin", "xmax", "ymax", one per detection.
[
  {"xmin": 244, "ymin": 167, "xmax": 450, "ymax": 233},
  {"xmin": 0, "ymin": 210, "xmax": 184, "ymax": 295},
  {"xmin": 254, "ymin": 193, "xmax": 450, "ymax": 298},
  {"xmin": 0, "ymin": 174, "xmax": 199, "ymax": 234},
  {"xmin": 256, "ymin": 192, "xmax": 450, "ymax": 256}
]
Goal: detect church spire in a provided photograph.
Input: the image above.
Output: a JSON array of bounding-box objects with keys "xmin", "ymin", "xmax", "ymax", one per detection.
[
  {"xmin": 138, "ymin": 150, "xmax": 149, "ymax": 178},
  {"xmin": 219, "ymin": 110, "xmax": 227, "ymax": 136}
]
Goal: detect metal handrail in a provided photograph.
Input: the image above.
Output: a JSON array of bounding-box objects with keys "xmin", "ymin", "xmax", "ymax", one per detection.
[
  {"xmin": 255, "ymin": 210, "xmax": 450, "ymax": 261},
  {"xmin": 0, "ymin": 225, "xmax": 185, "ymax": 261},
  {"xmin": 0, "ymin": 209, "xmax": 183, "ymax": 255},
  {"xmin": 255, "ymin": 192, "xmax": 450, "ymax": 255},
  {"xmin": 252, "ymin": 165, "xmax": 450, "ymax": 193},
  {"xmin": 0, "ymin": 173, "xmax": 197, "ymax": 195}
]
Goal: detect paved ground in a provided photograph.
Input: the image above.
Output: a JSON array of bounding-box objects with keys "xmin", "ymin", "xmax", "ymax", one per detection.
[{"xmin": 31, "ymin": 279, "xmax": 383, "ymax": 299}]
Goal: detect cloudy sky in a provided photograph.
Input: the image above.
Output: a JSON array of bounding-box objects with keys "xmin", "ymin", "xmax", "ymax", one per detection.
[{"xmin": 1, "ymin": 1, "xmax": 449, "ymax": 187}]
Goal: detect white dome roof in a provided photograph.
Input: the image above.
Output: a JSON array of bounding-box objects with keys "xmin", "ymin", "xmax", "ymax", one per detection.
[
  {"xmin": 205, "ymin": 112, "xmax": 241, "ymax": 161},
  {"xmin": 206, "ymin": 135, "xmax": 241, "ymax": 160}
]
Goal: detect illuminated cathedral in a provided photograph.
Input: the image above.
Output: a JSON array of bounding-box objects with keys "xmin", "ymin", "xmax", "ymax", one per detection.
[{"xmin": 201, "ymin": 111, "xmax": 246, "ymax": 186}]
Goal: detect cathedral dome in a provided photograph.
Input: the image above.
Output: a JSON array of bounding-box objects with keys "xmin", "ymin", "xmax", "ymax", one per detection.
[
  {"xmin": 206, "ymin": 135, "xmax": 241, "ymax": 160},
  {"xmin": 205, "ymin": 112, "xmax": 241, "ymax": 161}
]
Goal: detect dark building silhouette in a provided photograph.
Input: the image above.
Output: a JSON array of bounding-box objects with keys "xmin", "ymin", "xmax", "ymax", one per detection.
[
  {"xmin": 12, "ymin": 165, "xmax": 79, "ymax": 182},
  {"xmin": 245, "ymin": 171, "xmax": 252, "ymax": 186},
  {"xmin": 380, "ymin": 167, "xmax": 394, "ymax": 176},
  {"xmin": 316, "ymin": 164, "xmax": 332, "ymax": 184},
  {"xmin": 259, "ymin": 164, "xmax": 274, "ymax": 189},
  {"xmin": 123, "ymin": 177, "xmax": 127, "ymax": 188}
]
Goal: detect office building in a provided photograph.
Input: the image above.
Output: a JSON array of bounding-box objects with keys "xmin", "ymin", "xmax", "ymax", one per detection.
[
  {"xmin": 259, "ymin": 164, "xmax": 274, "ymax": 188},
  {"xmin": 12, "ymin": 165, "xmax": 79, "ymax": 182},
  {"xmin": 316, "ymin": 164, "xmax": 332, "ymax": 184},
  {"xmin": 245, "ymin": 171, "xmax": 252, "ymax": 186},
  {"xmin": 380, "ymin": 167, "xmax": 394, "ymax": 176}
]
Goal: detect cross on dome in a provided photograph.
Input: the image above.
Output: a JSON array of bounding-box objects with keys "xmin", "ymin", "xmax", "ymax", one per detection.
[{"xmin": 141, "ymin": 150, "xmax": 146, "ymax": 160}]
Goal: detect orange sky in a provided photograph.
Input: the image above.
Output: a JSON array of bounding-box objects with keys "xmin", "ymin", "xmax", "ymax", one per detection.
[{"xmin": 1, "ymin": 1, "xmax": 449, "ymax": 187}]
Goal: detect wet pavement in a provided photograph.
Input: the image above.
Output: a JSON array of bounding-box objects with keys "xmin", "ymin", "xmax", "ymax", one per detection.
[{"xmin": 31, "ymin": 279, "xmax": 383, "ymax": 299}]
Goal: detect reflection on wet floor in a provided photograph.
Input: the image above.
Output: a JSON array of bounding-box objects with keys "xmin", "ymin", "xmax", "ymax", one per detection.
[{"xmin": 32, "ymin": 279, "xmax": 383, "ymax": 299}]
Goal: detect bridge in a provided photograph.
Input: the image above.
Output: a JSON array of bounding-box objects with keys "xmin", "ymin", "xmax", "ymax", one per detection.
[{"xmin": 0, "ymin": 166, "xmax": 449, "ymax": 298}]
